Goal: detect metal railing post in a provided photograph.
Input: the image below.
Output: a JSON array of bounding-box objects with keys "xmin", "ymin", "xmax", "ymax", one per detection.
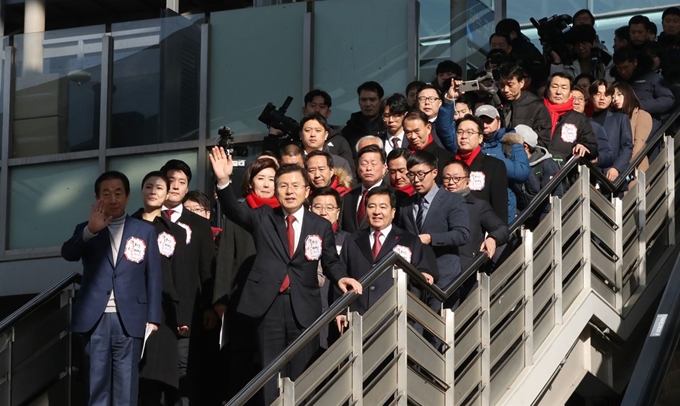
[
  {"xmin": 637, "ymin": 170, "xmax": 647, "ymax": 287},
  {"xmin": 444, "ymin": 308, "xmax": 455, "ymax": 406},
  {"xmin": 395, "ymin": 268, "xmax": 409, "ymax": 405},
  {"xmin": 581, "ymin": 166, "xmax": 593, "ymax": 291},
  {"xmin": 553, "ymin": 197, "xmax": 564, "ymax": 325},
  {"xmin": 280, "ymin": 378, "xmax": 295, "ymax": 405},
  {"xmin": 523, "ymin": 229, "xmax": 534, "ymax": 364},
  {"xmin": 667, "ymin": 136, "xmax": 676, "ymax": 245},
  {"xmin": 614, "ymin": 197, "xmax": 624, "ymax": 313},
  {"xmin": 350, "ymin": 312, "xmax": 363, "ymax": 405},
  {"xmin": 480, "ymin": 272, "xmax": 491, "ymax": 406}
]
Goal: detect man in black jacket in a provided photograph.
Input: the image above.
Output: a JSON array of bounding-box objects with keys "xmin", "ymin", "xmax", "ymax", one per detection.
[
  {"xmin": 160, "ymin": 159, "xmax": 216, "ymax": 406},
  {"xmin": 403, "ymin": 110, "xmax": 454, "ymax": 182},
  {"xmin": 540, "ymin": 73, "xmax": 599, "ymax": 163},
  {"xmin": 342, "ymin": 81, "xmax": 386, "ymax": 159},
  {"xmin": 498, "ymin": 63, "xmax": 552, "ymax": 146}
]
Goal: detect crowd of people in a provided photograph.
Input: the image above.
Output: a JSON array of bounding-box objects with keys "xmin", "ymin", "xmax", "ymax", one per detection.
[{"xmin": 60, "ymin": 6, "xmax": 680, "ymax": 406}]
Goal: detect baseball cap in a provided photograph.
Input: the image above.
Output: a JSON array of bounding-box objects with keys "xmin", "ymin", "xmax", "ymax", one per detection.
[
  {"xmin": 514, "ymin": 124, "xmax": 538, "ymax": 148},
  {"xmin": 474, "ymin": 105, "xmax": 500, "ymax": 119}
]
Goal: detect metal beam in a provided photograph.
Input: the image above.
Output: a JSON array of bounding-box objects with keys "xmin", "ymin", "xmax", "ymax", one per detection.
[
  {"xmin": 197, "ymin": 23, "xmax": 209, "ymax": 193},
  {"xmin": 0, "ymin": 45, "xmax": 14, "ymax": 253},
  {"xmin": 98, "ymin": 34, "xmax": 112, "ymax": 173}
]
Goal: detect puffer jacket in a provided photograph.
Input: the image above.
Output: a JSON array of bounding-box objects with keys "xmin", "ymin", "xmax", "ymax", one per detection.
[
  {"xmin": 487, "ymin": 130, "xmax": 529, "ymax": 224},
  {"xmin": 610, "ymin": 62, "xmax": 676, "ymax": 116}
]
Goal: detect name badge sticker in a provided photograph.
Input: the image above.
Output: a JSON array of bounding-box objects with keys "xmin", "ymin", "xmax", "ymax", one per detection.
[
  {"xmin": 157, "ymin": 232, "xmax": 177, "ymax": 258},
  {"xmin": 305, "ymin": 235, "xmax": 323, "ymax": 261},
  {"xmin": 561, "ymin": 123, "xmax": 578, "ymax": 143},
  {"xmin": 177, "ymin": 222, "xmax": 192, "ymax": 244},
  {"xmin": 393, "ymin": 245, "xmax": 412, "ymax": 263},
  {"xmin": 469, "ymin": 171, "xmax": 486, "ymax": 191},
  {"xmin": 124, "ymin": 237, "xmax": 147, "ymax": 263}
]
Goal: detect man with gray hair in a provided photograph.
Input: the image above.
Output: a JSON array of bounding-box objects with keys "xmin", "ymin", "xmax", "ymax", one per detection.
[{"xmin": 355, "ymin": 135, "xmax": 384, "ymax": 152}]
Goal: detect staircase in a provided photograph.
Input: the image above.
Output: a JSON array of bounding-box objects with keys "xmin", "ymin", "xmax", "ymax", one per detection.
[{"xmin": 228, "ymin": 129, "xmax": 680, "ymax": 405}]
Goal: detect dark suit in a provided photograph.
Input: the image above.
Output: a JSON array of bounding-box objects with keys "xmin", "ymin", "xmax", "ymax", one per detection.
[
  {"xmin": 216, "ymin": 184, "xmax": 348, "ymax": 404},
  {"xmin": 131, "ymin": 211, "xmax": 189, "ymax": 395},
  {"xmin": 422, "ymin": 141, "xmax": 455, "ymax": 183},
  {"xmin": 167, "ymin": 207, "xmax": 216, "ymax": 406},
  {"xmin": 398, "ymin": 187, "xmax": 469, "ymax": 310},
  {"xmin": 468, "ymin": 153, "xmax": 509, "ymax": 224},
  {"xmin": 339, "ymin": 226, "xmax": 436, "ymax": 315},
  {"xmin": 458, "ymin": 192, "xmax": 509, "ymax": 270},
  {"xmin": 341, "ymin": 183, "xmax": 408, "ymax": 233},
  {"xmin": 62, "ymin": 216, "xmax": 162, "ymax": 406}
]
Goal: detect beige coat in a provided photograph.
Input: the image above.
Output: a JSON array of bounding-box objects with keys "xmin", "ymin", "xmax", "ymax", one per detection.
[{"xmin": 630, "ymin": 108, "xmax": 652, "ymax": 172}]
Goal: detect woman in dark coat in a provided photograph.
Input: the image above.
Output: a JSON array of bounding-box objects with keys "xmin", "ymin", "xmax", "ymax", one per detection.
[
  {"xmin": 134, "ymin": 171, "xmax": 190, "ymax": 406},
  {"xmin": 212, "ymin": 156, "xmax": 280, "ymax": 404}
]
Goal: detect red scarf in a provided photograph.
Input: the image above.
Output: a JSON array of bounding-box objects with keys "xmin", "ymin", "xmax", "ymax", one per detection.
[
  {"xmin": 332, "ymin": 222, "xmax": 339, "ymax": 233},
  {"xmin": 409, "ymin": 134, "xmax": 434, "ymax": 153},
  {"xmin": 544, "ymin": 97, "xmax": 574, "ymax": 136},
  {"xmin": 455, "ymin": 146, "xmax": 482, "ymax": 166},
  {"xmin": 329, "ymin": 175, "xmax": 350, "ymax": 197},
  {"xmin": 394, "ymin": 183, "xmax": 415, "ymax": 196},
  {"xmin": 245, "ymin": 192, "xmax": 280, "ymax": 209}
]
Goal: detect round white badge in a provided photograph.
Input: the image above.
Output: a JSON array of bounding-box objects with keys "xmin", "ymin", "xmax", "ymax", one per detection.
[
  {"xmin": 560, "ymin": 123, "xmax": 578, "ymax": 143},
  {"xmin": 124, "ymin": 237, "xmax": 147, "ymax": 263},
  {"xmin": 393, "ymin": 245, "xmax": 413, "ymax": 263},
  {"xmin": 157, "ymin": 232, "xmax": 177, "ymax": 258},
  {"xmin": 305, "ymin": 235, "xmax": 323, "ymax": 261},
  {"xmin": 469, "ymin": 171, "xmax": 486, "ymax": 191}
]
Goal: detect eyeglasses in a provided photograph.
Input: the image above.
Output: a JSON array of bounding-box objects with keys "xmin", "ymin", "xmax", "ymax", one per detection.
[
  {"xmin": 442, "ymin": 176, "xmax": 469, "ymax": 184},
  {"xmin": 417, "ymin": 96, "xmax": 440, "ymax": 103},
  {"xmin": 311, "ymin": 205, "xmax": 339, "ymax": 213},
  {"xmin": 406, "ymin": 169, "xmax": 434, "ymax": 180},
  {"xmin": 456, "ymin": 129, "xmax": 479, "ymax": 136},
  {"xmin": 277, "ymin": 183, "xmax": 307, "ymax": 191}
]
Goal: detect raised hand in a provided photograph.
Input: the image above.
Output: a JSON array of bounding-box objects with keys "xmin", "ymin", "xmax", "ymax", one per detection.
[
  {"xmin": 447, "ymin": 79, "xmax": 463, "ymax": 100},
  {"xmin": 208, "ymin": 146, "xmax": 234, "ymax": 186},
  {"xmin": 87, "ymin": 201, "xmax": 111, "ymax": 234}
]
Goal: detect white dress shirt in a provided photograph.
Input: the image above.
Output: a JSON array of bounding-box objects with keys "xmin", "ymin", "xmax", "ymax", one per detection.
[
  {"xmin": 384, "ymin": 130, "xmax": 405, "ymax": 155},
  {"xmin": 161, "ymin": 203, "xmax": 184, "ymax": 223}
]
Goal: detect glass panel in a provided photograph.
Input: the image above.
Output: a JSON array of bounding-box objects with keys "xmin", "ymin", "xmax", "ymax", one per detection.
[
  {"xmin": 594, "ymin": 1, "xmax": 677, "ymax": 15},
  {"xmin": 508, "ymin": 1, "xmax": 587, "ymax": 24},
  {"xmin": 107, "ymin": 150, "xmax": 198, "ymax": 210},
  {"xmin": 313, "ymin": 0, "xmax": 410, "ymax": 125},
  {"xmin": 110, "ymin": 15, "xmax": 204, "ymax": 148},
  {"xmin": 12, "ymin": 25, "xmax": 104, "ymax": 158},
  {"xmin": 9, "ymin": 160, "xmax": 99, "ymax": 249},
  {"xmin": 209, "ymin": 4, "xmax": 306, "ymax": 138}
]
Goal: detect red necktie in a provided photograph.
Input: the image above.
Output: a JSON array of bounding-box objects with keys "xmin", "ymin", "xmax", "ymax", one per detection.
[
  {"xmin": 163, "ymin": 209, "xmax": 175, "ymax": 220},
  {"xmin": 372, "ymin": 230, "xmax": 382, "ymax": 260},
  {"xmin": 280, "ymin": 215, "xmax": 295, "ymax": 292},
  {"xmin": 392, "ymin": 137, "xmax": 400, "ymax": 149},
  {"xmin": 356, "ymin": 189, "xmax": 369, "ymax": 226}
]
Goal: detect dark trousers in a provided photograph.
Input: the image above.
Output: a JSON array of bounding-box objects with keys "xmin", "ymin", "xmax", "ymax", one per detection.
[
  {"xmin": 259, "ymin": 292, "xmax": 319, "ymax": 405},
  {"xmin": 83, "ymin": 312, "xmax": 142, "ymax": 406},
  {"xmin": 175, "ymin": 337, "xmax": 191, "ymax": 406}
]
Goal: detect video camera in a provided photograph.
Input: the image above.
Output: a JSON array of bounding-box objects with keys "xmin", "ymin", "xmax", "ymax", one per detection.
[
  {"xmin": 530, "ymin": 14, "xmax": 573, "ymax": 65},
  {"xmin": 217, "ymin": 126, "xmax": 248, "ymax": 157},
  {"xmin": 258, "ymin": 96, "xmax": 301, "ymax": 136}
]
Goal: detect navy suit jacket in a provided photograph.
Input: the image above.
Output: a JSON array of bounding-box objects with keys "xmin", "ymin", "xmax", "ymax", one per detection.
[
  {"xmin": 340, "ymin": 226, "xmax": 436, "ymax": 315},
  {"xmin": 217, "ymin": 185, "xmax": 348, "ymax": 328},
  {"xmin": 62, "ymin": 216, "xmax": 162, "ymax": 338},
  {"xmin": 598, "ymin": 111, "xmax": 633, "ymax": 173},
  {"xmin": 398, "ymin": 187, "xmax": 469, "ymax": 288}
]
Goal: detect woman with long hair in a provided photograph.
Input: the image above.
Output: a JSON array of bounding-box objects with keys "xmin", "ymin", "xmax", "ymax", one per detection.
[{"xmin": 612, "ymin": 81, "xmax": 652, "ymax": 171}]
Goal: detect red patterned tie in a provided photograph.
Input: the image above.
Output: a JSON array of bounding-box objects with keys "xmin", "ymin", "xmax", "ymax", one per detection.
[
  {"xmin": 356, "ymin": 189, "xmax": 369, "ymax": 226},
  {"xmin": 372, "ymin": 230, "xmax": 382, "ymax": 260},
  {"xmin": 280, "ymin": 215, "xmax": 295, "ymax": 292},
  {"xmin": 163, "ymin": 209, "xmax": 175, "ymax": 220}
]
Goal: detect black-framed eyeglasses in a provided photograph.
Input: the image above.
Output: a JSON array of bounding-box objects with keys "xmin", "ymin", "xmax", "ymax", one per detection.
[
  {"xmin": 406, "ymin": 169, "xmax": 434, "ymax": 180},
  {"xmin": 311, "ymin": 205, "xmax": 339, "ymax": 213},
  {"xmin": 417, "ymin": 96, "xmax": 440, "ymax": 103},
  {"xmin": 442, "ymin": 176, "xmax": 469, "ymax": 184}
]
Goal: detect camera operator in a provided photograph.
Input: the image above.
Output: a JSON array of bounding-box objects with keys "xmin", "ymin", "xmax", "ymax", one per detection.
[
  {"xmin": 495, "ymin": 18, "xmax": 548, "ymax": 84},
  {"xmin": 498, "ymin": 63, "xmax": 552, "ymax": 143},
  {"xmin": 549, "ymin": 25, "xmax": 613, "ymax": 81}
]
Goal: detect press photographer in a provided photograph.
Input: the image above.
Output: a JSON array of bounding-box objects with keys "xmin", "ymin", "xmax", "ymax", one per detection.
[
  {"xmin": 495, "ymin": 18, "xmax": 548, "ymax": 84},
  {"xmin": 548, "ymin": 25, "xmax": 613, "ymax": 80}
]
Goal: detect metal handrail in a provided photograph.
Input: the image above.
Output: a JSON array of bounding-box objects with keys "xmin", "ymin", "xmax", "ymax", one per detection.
[
  {"xmin": 227, "ymin": 252, "xmax": 427, "ymax": 406},
  {"xmin": 228, "ymin": 104, "xmax": 680, "ymax": 405},
  {"xmin": 0, "ymin": 272, "xmax": 81, "ymax": 335},
  {"xmin": 621, "ymin": 252, "xmax": 680, "ymax": 406}
]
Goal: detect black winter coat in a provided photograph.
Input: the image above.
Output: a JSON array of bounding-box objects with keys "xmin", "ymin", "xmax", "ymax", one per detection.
[
  {"xmin": 502, "ymin": 91, "xmax": 553, "ymax": 144},
  {"xmin": 540, "ymin": 110, "xmax": 599, "ymax": 162}
]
